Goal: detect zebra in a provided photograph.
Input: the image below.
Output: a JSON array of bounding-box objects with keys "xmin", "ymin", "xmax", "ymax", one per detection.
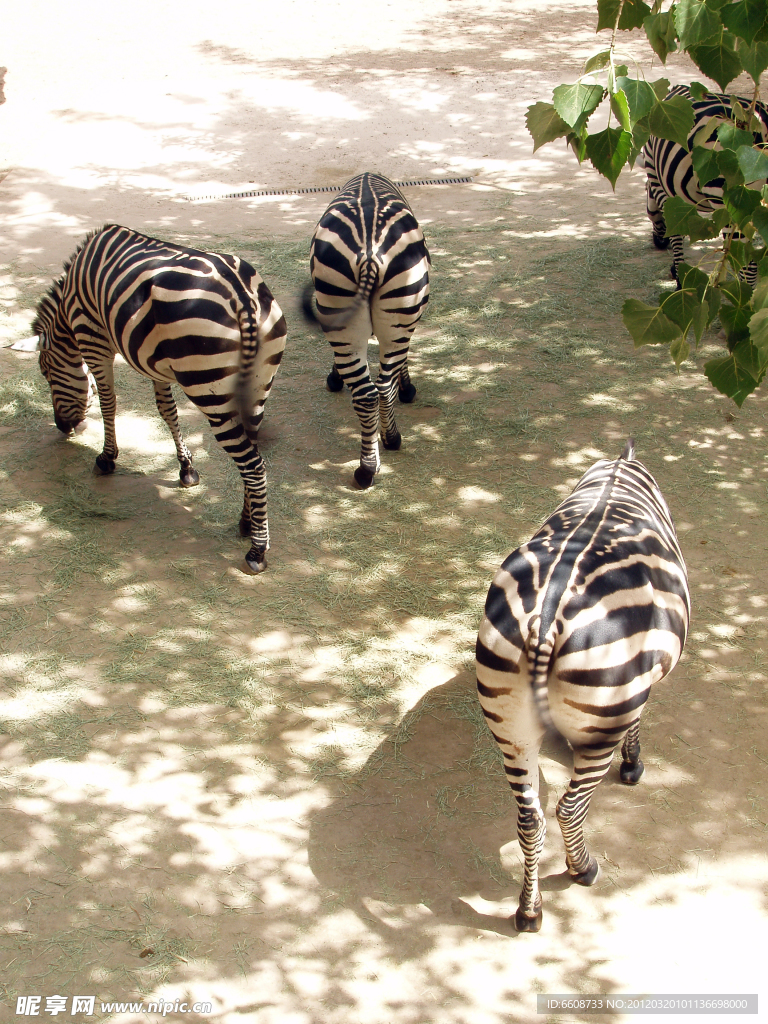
[
  {"xmin": 476, "ymin": 440, "xmax": 689, "ymax": 932},
  {"xmin": 643, "ymin": 84, "xmax": 768, "ymax": 282},
  {"xmin": 33, "ymin": 224, "xmax": 287, "ymax": 574},
  {"xmin": 304, "ymin": 172, "xmax": 430, "ymax": 489}
]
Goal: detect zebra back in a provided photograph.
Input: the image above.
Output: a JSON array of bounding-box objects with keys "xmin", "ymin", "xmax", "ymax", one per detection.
[{"xmin": 477, "ymin": 444, "xmax": 690, "ymax": 732}]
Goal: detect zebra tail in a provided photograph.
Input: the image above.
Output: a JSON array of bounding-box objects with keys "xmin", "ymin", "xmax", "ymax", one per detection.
[
  {"xmin": 307, "ymin": 256, "xmax": 379, "ymax": 331},
  {"xmin": 528, "ymin": 616, "xmax": 557, "ymax": 732},
  {"xmin": 621, "ymin": 436, "xmax": 636, "ymax": 461},
  {"xmin": 235, "ymin": 302, "xmax": 264, "ymax": 446}
]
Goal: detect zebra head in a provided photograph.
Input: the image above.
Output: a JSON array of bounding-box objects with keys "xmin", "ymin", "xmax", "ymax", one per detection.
[{"xmin": 33, "ymin": 285, "xmax": 93, "ymax": 434}]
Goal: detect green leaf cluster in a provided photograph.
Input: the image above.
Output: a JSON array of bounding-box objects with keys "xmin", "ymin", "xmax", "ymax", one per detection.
[
  {"xmin": 526, "ymin": 0, "xmax": 768, "ymax": 404},
  {"xmin": 622, "ymin": 256, "xmax": 768, "ymax": 405}
]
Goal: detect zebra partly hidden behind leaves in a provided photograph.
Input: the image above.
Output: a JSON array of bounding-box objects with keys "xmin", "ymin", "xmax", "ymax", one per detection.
[
  {"xmin": 476, "ymin": 440, "xmax": 690, "ymax": 932},
  {"xmin": 304, "ymin": 172, "xmax": 430, "ymax": 489},
  {"xmin": 643, "ymin": 84, "xmax": 768, "ymax": 284},
  {"xmin": 33, "ymin": 224, "xmax": 287, "ymax": 574}
]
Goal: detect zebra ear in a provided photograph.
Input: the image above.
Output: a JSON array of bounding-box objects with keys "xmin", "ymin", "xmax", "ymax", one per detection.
[{"xmin": 621, "ymin": 437, "xmax": 636, "ymax": 461}]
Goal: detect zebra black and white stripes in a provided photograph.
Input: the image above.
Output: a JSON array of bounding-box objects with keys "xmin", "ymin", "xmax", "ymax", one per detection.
[
  {"xmin": 307, "ymin": 172, "xmax": 430, "ymax": 489},
  {"xmin": 33, "ymin": 224, "xmax": 286, "ymax": 573},
  {"xmin": 643, "ymin": 85, "xmax": 768, "ymax": 281},
  {"xmin": 476, "ymin": 440, "xmax": 690, "ymax": 932}
]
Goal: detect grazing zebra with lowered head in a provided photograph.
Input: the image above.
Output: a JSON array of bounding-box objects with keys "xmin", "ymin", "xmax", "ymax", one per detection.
[
  {"xmin": 643, "ymin": 84, "xmax": 768, "ymax": 282},
  {"xmin": 304, "ymin": 172, "xmax": 430, "ymax": 489},
  {"xmin": 476, "ymin": 440, "xmax": 689, "ymax": 932},
  {"xmin": 33, "ymin": 224, "xmax": 287, "ymax": 574}
]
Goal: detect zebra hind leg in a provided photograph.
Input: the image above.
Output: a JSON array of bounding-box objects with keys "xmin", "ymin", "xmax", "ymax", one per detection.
[
  {"xmin": 619, "ymin": 719, "xmax": 644, "ymax": 784},
  {"xmin": 513, "ymin": 788, "xmax": 546, "ymax": 932},
  {"xmin": 326, "ymin": 365, "xmax": 344, "ymax": 391},
  {"xmin": 153, "ymin": 382, "xmax": 200, "ymax": 487},
  {"xmin": 398, "ymin": 362, "xmax": 416, "ymax": 403},
  {"xmin": 376, "ymin": 373, "xmax": 402, "ymax": 452},
  {"xmin": 556, "ymin": 745, "xmax": 619, "ymax": 887}
]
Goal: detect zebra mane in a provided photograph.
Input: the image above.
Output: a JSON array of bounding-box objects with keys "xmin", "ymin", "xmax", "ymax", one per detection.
[{"xmin": 32, "ymin": 225, "xmax": 121, "ymax": 335}]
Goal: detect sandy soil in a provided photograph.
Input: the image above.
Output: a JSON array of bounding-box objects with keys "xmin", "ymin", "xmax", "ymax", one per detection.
[{"xmin": 1, "ymin": 3, "xmax": 767, "ymax": 1023}]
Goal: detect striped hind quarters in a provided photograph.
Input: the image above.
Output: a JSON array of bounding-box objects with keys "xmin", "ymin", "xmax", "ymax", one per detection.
[
  {"xmin": 476, "ymin": 440, "xmax": 690, "ymax": 932},
  {"xmin": 307, "ymin": 172, "xmax": 430, "ymax": 489}
]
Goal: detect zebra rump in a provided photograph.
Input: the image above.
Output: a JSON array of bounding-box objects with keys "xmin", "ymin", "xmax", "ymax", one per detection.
[
  {"xmin": 476, "ymin": 439, "xmax": 690, "ymax": 932},
  {"xmin": 643, "ymin": 85, "xmax": 768, "ymax": 282},
  {"xmin": 307, "ymin": 172, "xmax": 430, "ymax": 489},
  {"xmin": 33, "ymin": 224, "xmax": 286, "ymax": 574}
]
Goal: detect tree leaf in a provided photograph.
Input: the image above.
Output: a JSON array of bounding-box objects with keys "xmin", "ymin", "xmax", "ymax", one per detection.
[
  {"xmin": 647, "ymin": 93, "xmax": 695, "ymax": 146},
  {"xmin": 737, "ymin": 38, "xmax": 768, "ymax": 81},
  {"xmin": 689, "ymin": 80, "xmax": 711, "ymax": 99},
  {"xmin": 675, "ymin": 0, "xmax": 722, "ymax": 48},
  {"xmin": 526, "ymin": 102, "xmax": 572, "ymax": 151},
  {"xmin": 704, "ymin": 353, "xmax": 761, "ymax": 405},
  {"xmin": 752, "ymin": 204, "xmax": 768, "ymax": 240},
  {"xmin": 650, "ymin": 77, "xmax": 671, "ymax": 99},
  {"xmin": 629, "ymin": 118, "xmax": 652, "ymax": 166},
  {"xmin": 619, "ymin": 0, "xmax": 652, "ymax": 31},
  {"xmin": 584, "ymin": 126, "xmax": 633, "ymax": 187},
  {"xmin": 688, "ymin": 37, "xmax": 744, "ymax": 90},
  {"xmin": 753, "ymin": 276, "xmax": 768, "ymax": 309},
  {"xmin": 597, "ymin": 0, "xmax": 622, "ymax": 32},
  {"xmin": 644, "ymin": 12, "xmax": 678, "ymax": 62},
  {"xmin": 749, "ymin": 307, "xmax": 768, "ymax": 365},
  {"xmin": 721, "ymin": 278, "xmax": 753, "ymax": 306},
  {"xmin": 553, "ymin": 83, "xmax": 606, "ymax": 130},
  {"xmin": 716, "ymin": 148, "xmax": 746, "ymax": 187},
  {"xmin": 662, "ymin": 195, "xmax": 713, "ymax": 237},
  {"xmin": 661, "ymin": 288, "xmax": 704, "ymax": 331},
  {"xmin": 736, "ymin": 145, "xmax": 768, "ymax": 183},
  {"xmin": 692, "ymin": 143, "xmax": 723, "ymax": 187},
  {"xmin": 616, "ymin": 77, "xmax": 659, "ymax": 121},
  {"xmin": 692, "ymin": 300, "xmax": 709, "ymax": 343},
  {"xmin": 720, "ymin": 301, "xmax": 753, "ymax": 347},
  {"xmin": 678, "ymin": 261, "xmax": 711, "ymax": 299},
  {"xmin": 717, "ymin": 122, "xmax": 757, "ymax": 151},
  {"xmin": 623, "ymin": 298, "xmax": 684, "ymax": 345},
  {"xmin": 720, "ymin": 0, "xmax": 768, "ymax": 46},
  {"xmin": 670, "ymin": 335, "xmax": 692, "ymax": 367},
  {"xmin": 610, "ymin": 89, "xmax": 632, "ymax": 131},
  {"xmin": 585, "ymin": 50, "xmax": 612, "ymax": 73},
  {"xmin": 723, "ymin": 184, "xmax": 763, "ymax": 227},
  {"xmin": 732, "ymin": 336, "xmax": 768, "ymax": 378}
]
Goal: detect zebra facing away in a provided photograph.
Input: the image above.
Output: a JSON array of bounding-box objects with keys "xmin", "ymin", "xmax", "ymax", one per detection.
[
  {"xmin": 305, "ymin": 172, "xmax": 430, "ymax": 489},
  {"xmin": 33, "ymin": 224, "xmax": 287, "ymax": 574},
  {"xmin": 643, "ymin": 84, "xmax": 768, "ymax": 282},
  {"xmin": 476, "ymin": 440, "xmax": 690, "ymax": 932}
]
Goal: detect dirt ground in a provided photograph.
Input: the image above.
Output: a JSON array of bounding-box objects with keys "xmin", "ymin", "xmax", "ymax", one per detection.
[{"xmin": 1, "ymin": 2, "xmax": 767, "ymax": 1023}]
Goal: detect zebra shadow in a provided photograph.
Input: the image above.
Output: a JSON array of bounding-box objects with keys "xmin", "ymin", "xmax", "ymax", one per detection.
[{"xmin": 307, "ymin": 670, "xmax": 576, "ymax": 942}]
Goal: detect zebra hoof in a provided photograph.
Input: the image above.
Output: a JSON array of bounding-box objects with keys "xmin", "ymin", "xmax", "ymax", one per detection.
[
  {"xmin": 94, "ymin": 454, "xmax": 116, "ymax": 475},
  {"xmin": 652, "ymin": 233, "xmax": 670, "ymax": 251},
  {"xmin": 382, "ymin": 431, "xmax": 401, "ymax": 451},
  {"xmin": 514, "ymin": 907, "xmax": 543, "ymax": 933},
  {"xmin": 240, "ymin": 552, "xmax": 267, "ymax": 575},
  {"xmin": 570, "ymin": 857, "xmax": 600, "ymax": 887},
  {"xmin": 353, "ymin": 466, "xmax": 376, "ymax": 489},
  {"xmin": 179, "ymin": 466, "xmax": 200, "ymax": 488},
  {"xmin": 238, "ymin": 517, "xmax": 251, "ymax": 537},
  {"xmin": 620, "ymin": 759, "xmax": 644, "ymax": 785},
  {"xmin": 326, "ymin": 370, "xmax": 344, "ymax": 392},
  {"xmin": 398, "ymin": 382, "xmax": 416, "ymax": 403}
]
